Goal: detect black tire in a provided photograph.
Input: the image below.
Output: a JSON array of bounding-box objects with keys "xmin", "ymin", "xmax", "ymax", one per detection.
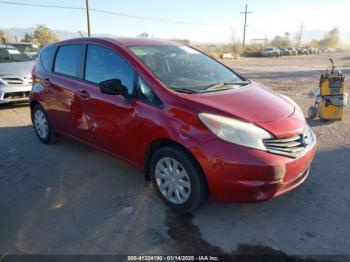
[
  {"xmin": 307, "ymin": 106, "xmax": 318, "ymax": 120},
  {"xmin": 150, "ymin": 145, "xmax": 208, "ymax": 213},
  {"xmin": 31, "ymin": 104, "xmax": 55, "ymax": 144}
]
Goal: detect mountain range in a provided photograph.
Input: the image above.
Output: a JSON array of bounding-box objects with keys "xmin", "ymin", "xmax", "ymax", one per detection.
[{"xmin": 2, "ymin": 27, "xmax": 350, "ymax": 44}]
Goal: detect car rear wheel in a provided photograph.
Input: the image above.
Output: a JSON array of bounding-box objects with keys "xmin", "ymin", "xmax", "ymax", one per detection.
[
  {"xmin": 32, "ymin": 104, "xmax": 54, "ymax": 144},
  {"xmin": 150, "ymin": 145, "xmax": 208, "ymax": 213}
]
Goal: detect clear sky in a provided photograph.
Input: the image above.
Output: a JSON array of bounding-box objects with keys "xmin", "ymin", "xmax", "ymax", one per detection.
[{"xmin": 1, "ymin": 0, "xmax": 349, "ymax": 42}]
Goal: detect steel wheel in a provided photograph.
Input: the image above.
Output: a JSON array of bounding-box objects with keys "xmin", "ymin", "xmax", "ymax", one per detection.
[
  {"xmin": 155, "ymin": 157, "xmax": 191, "ymax": 205},
  {"xmin": 34, "ymin": 109, "xmax": 49, "ymax": 139}
]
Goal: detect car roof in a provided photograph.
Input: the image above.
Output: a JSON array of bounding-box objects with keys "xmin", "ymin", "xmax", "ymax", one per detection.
[
  {"xmin": 0, "ymin": 44, "xmax": 15, "ymax": 49},
  {"xmin": 8, "ymin": 42, "xmax": 33, "ymax": 45},
  {"xmin": 52, "ymin": 37, "xmax": 180, "ymax": 47}
]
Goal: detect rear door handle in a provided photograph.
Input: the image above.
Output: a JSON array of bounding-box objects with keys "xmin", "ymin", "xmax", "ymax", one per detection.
[{"xmin": 77, "ymin": 90, "xmax": 90, "ymax": 100}]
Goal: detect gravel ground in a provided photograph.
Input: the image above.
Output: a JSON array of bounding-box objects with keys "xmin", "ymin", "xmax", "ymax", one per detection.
[{"xmin": 0, "ymin": 52, "xmax": 349, "ymax": 258}]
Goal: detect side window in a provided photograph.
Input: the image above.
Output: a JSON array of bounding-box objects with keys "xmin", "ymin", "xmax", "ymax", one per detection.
[
  {"xmin": 54, "ymin": 45, "xmax": 82, "ymax": 77},
  {"xmin": 137, "ymin": 77, "xmax": 162, "ymax": 106},
  {"xmin": 40, "ymin": 46, "xmax": 57, "ymax": 72},
  {"xmin": 85, "ymin": 45, "xmax": 134, "ymax": 94},
  {"xmin": 0, "ymin": 48, "xmax": 10, "ymax": 63}
]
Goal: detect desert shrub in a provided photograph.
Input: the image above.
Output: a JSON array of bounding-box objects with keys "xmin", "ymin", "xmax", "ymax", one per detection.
[{"xmin": 243, "ymin": 46, "xmax": 261, "ymax": 57}]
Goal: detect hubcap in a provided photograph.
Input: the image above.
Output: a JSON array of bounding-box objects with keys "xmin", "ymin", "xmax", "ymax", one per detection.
[
  {"xmin": 34, "ymin": 110, "xmax": 48, "ymax": 139},
  {"xmin": 155, "ymin": 157, "xmax": 191, "ymax": 204}
]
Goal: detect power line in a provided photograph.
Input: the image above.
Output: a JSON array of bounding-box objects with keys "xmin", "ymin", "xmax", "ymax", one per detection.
[
  {"xmin": 90, "ymin": 8, "xmax": 228, "ymax": 26},
  {"xmin": 248, "ymin": 25, "xmax": 264, "ymax": 35},
  {"xmin": 0, "ymin": 0, "xmax": 84, "ymax": 10},
  {"xmin": 240, "ymin": 4, "xmax": 252, "ymax": 50},
  {"xmin": 0, "ymin": 0, "xmax": 229, "ymax": 27}
]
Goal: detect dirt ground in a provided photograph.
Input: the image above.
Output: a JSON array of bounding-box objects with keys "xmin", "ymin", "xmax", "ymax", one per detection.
[{"xmin": 1, "ymin": 52, "xmax": 349, "ymax": 258}]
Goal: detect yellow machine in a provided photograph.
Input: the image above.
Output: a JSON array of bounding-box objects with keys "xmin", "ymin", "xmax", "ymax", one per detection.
[{"xmin": 308, "ymin": 59, "xmax": 347, "ymax": 121}]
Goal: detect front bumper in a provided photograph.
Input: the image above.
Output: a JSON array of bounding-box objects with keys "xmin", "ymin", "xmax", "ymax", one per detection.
[
  {"xmin": 192, "ymin": 136, "xmax": 317, "ymax": 203},
  {"xmin": 0, "ymin": 84, "xmax": 32, "ymax": 104}
]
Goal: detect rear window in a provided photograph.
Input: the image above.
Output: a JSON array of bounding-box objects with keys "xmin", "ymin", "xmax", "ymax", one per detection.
[
  {"xmin": 40, "ymin": 46, "xmax": 57, "ymax": 72},
  {"xmin": 54, "ymin": 45, "xmax": 82, "ymax": 77}
]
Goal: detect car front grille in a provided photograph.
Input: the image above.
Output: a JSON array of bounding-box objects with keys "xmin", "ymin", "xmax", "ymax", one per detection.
[
  {"xmin": 3, "ymin": 91, "xmax": 30, "ymax": 100},
  {"xmin": 263, "ymin": 127, "xmax": 314, "ymax": 158},
  {"xmin": 2, "ymin": 76, "xmax": 32, "ymax": 85}
]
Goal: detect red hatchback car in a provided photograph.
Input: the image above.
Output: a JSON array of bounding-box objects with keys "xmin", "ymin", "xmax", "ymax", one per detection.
[{"xmin": 30, "ymin": 37, "xmax": 317, "ymax": 213}]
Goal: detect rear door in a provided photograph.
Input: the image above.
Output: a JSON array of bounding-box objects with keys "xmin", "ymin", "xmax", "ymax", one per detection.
[
  {"xmin": 74, "ymin": 44, "xmax": 140, "ymax": 163},
  {"xmin": 49, "ymin": 44, "xmax": 84, "ymax": 134}
]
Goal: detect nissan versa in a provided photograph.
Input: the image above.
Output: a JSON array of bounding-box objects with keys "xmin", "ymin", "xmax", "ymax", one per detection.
[{"xmin": 30, "ymin": 37, "xmax": 317, "ymax": 213}]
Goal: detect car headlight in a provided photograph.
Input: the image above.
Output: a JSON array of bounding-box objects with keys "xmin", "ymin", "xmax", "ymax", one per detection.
[
  {"xmin": 0, "ymin": 77, "xmax": 6, "ymax": 86},
  {"xmin": 198, "ymin": 113, "xmax": 273, "ymax": 150}
]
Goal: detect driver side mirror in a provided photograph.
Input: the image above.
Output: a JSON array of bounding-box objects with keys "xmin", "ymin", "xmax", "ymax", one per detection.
[{"xmin": 99, "ymin": 79, "xmax": 128, "ymax": 96}]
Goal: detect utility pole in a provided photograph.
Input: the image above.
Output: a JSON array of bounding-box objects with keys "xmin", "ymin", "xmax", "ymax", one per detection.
[
  {"xmin": 240, "ymin": 4, "xmax": 252, "ymax": 50},
  {"xmin": 297, "ymin": 22, "xmax": 304, "ymax": 47},
  {"xmin": 86, "ymin": 0, "xmax": 91, "ymax": 36}
]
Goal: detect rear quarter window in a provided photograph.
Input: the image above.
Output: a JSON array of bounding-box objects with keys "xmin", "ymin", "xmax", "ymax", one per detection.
[
  {"xmin": 54, "ymin": 45, "xmax": 83, "ymax": 77},
  {"xmin": 40, "ymin": 46, "xmax": 57, "ymax": 72}
]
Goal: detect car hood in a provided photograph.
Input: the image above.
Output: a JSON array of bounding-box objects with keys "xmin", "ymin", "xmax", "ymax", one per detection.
[
  {"xmin": 176, "ymin": 82, "xmax": 306, "ymax": 138},
  {"xmin": 0, "ymin": 61, "xmax": 35, "ymax": 77}
]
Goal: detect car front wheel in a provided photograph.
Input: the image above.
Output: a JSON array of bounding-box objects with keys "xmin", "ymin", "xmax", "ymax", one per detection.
[{"xmin": 150, "ymin": 145, "xmax": 208, "ymax": 213}]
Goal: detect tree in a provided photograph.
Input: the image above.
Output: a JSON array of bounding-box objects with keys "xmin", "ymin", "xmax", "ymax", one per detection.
[
  {"xmin": 0, "ymin": 30, "xmax": 6, "ymax": 41},
  {"xmin": 270, "ymin": 35, "xmax": 291, "ymax": 48},
  {"xmin": 309, "ymin": 40, "xmax": 319, "ymax": 48},
  {"xmin": 137, "ymin": 32, "xmax": 149, "ymax": 38},
  {"xmin": 230, "ymin": 31, "xmax": 242, "ymax": 57},
  {"xmin": 24, "ymin": 32, "xmax": 34, "ymax": 42},
  {"xmin": 318, "ymin": 28, "xmax": 340, "ymax": 48},
  {"xmin": 0, "ymin": 30, "xmax": 16, "ymax": 43},
  {"xmin": 33, "ymin": 25, "xmax": 58, "ymax": 47}
]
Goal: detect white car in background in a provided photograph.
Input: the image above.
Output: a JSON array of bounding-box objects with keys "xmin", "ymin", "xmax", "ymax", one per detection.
[
  {"xmin": 8, "ymin": 42, "xmax": 40, "ymax": 58},
  {"xmin": 260, "ymin": 47, "xmax": 281, "ymax": 57},
  {"xmin": 0, "ymin": 45, "xmax": 35, "ymax": 104}
]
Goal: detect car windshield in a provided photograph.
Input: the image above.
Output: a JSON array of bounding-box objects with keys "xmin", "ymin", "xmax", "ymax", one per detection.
[
  {"xmin": 0, "ymin": 47, "xmax": 33, "ymax": 63},
  {"xmin": 128, "ymin": 45, "xmax": 244, "ymax": 92},
  {"xmin": 11, "ymin": 44, "xmax": 39, "ymax": 53}
]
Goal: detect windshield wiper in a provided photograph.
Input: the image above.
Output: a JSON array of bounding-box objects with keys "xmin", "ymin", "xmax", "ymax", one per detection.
[
  {"xmin": 170, "ymin": 87, "xmax": 198, "ymax": 94},
  {"xmin": 168, "ymin": 81, "xmax": 250, "ymax": 94},
  {"xmin": 201, "ymin": 81, "xmax": 250, "ymax": 92}
]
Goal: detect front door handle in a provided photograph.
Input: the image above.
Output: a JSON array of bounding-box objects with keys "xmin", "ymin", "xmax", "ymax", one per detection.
[{"xmin": 77, "ymin": 90, "xmax": 90, "ymax": 100}]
